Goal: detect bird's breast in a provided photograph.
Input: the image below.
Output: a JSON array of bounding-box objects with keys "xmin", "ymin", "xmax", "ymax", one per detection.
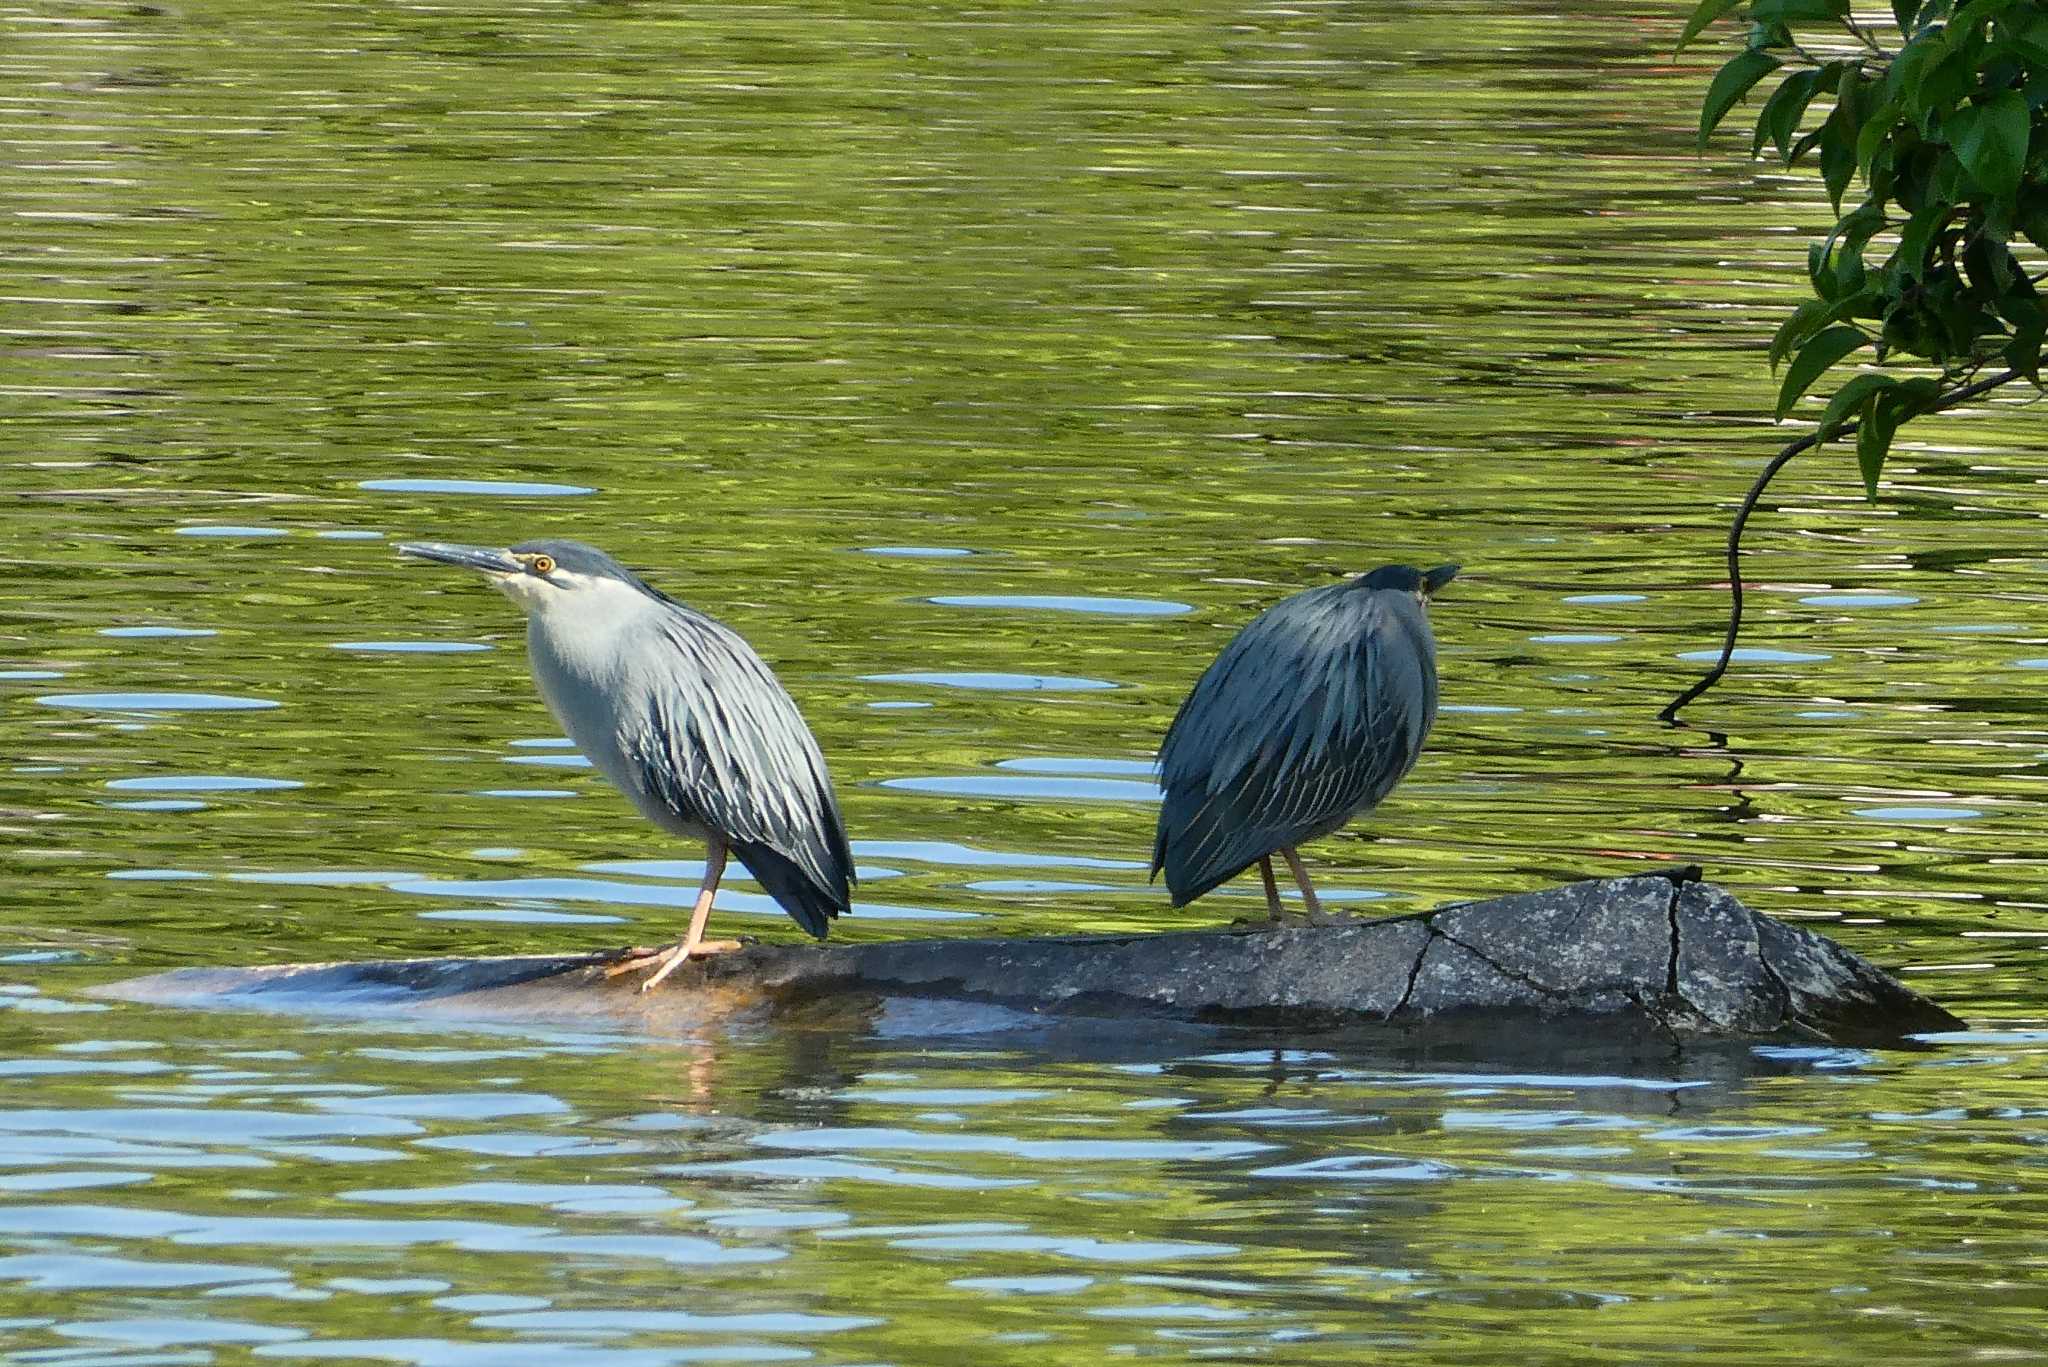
[{"xmin": 525, "ymin": 605, "xmax": 710, "ymax": 841}]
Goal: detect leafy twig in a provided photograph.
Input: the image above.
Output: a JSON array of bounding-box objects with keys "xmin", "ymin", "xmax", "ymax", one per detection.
[{"xmin": 1660, "ymin": 368, "xmax": 2024, "ymax": 722}]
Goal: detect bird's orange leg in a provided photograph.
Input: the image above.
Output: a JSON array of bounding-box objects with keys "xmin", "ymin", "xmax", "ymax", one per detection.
[
  {"xmin": 1279, "ymin": 846, "xmax": 1330, "ymax": 924},
  {"xmin": 1257, "ymin": 856, "xmax": 1285, "ymax": 923},
  {"xmin": 607, "ymin": 838, "xmax": 743, "ymax": 991}
]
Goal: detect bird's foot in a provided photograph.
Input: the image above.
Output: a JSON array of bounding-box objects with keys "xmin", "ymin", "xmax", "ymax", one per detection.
[
  {"xmin": 638, "ymin": 938, "xmax": 745, "ymax": 992},
  {"xmin": 601, "ymin": 938, "xmax": 746, "ymax": 986},
  {"xmin": 601, "ymin": 944, "xmax": 664, "ymax": 975}
]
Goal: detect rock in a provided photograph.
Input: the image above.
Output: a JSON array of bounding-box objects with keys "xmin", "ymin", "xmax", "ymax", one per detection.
[{"xmin": 97, "ymin": 872, "xmax": 1963, "ymax": 1045}]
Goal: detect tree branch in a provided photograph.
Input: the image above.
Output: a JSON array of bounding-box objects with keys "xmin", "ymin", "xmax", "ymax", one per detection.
[{"xmin": 1659, "ymin": 367, "xmax": 2025, "ymax": 722}]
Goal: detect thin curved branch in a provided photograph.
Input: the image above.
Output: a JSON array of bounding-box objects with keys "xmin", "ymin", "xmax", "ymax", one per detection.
[{"xmin": 1660, "ymin": 367, "xmax": 2025, "ymax": 722}]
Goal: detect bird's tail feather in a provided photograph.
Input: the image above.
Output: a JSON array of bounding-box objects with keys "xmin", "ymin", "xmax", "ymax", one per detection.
[
  {"xmin": 1161, "ymin": 848, "xmax": 1243, "ymax": 908},
  {"xmin": 732, "ymin": 841, "xmax": 848, "ymax": 940}
]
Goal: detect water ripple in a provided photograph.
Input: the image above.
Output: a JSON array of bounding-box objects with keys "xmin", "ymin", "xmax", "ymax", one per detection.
[
  {"xmin": 36, "ymin": 692, "xmax": 280, "ymax": 711},
  {"xmin": 863, "ymin": 671, "xmax": 1120, "ymax": 693},
  {"xmin": 99, "ymin": 626, "xmax": 218, "ymax": 639},
  {"xmin": 926, "ymin": 594, "xmax": 1193, "ymax": 617},
  {"xmin": 879, "ymin": 775, "xmax": 1160, "ymax": 803},
  {"xmin": 332, "ymin": 641, "xmax": 493, "ymax": 654},
  {"xmin": 107, "ymin": 776, "xmax": 302, "ymax": 793},
  {"xmin": 360, "ymin": 478, "xmax": 594, "ymax": 497}
]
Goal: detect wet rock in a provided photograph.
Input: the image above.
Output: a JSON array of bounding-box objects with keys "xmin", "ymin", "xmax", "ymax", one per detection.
[{"xmin": 99, "ymin": 873, "xmax": 1963, "ymax": 1045}]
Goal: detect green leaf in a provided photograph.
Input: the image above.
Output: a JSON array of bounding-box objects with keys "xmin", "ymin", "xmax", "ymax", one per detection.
[
  {"xmin": 1820, "ymin": 107, "xmax": 1858, "ymax": 209},
  {"xmin": 1815, "ymin": 203, "xmax": 1881, "ymax": 298},
  {"xmin": 2001, "ymin": 294, "xmax": 2046, "ymax": 378},
  {"xmin": 1770, "ymin": 297, "xmax": 1834, "ymax": 368},
  {"xmin": 2003, "ymin": 8, "xmax": 2048, "ymax": 65},
  {"xmin": 1769, "ymin": 291, "xmax": 1875, "ymax": 367},
  {"xmin": 1893, "ymin": 203, "xmax": 1951, "ymax": 280},
  {"xmin": 1855, "ymin": 98, "xmax": 1900, "ymax": 175},
  {"xmin": 1856, "ymin": 391, "xmax": 1901, "ymax": 498},
  {"xmin": 1890, "ymin": 37, "xmax": 1942, "ymax": 122},
  {"xmin": 1776, "ymin": 325, "xmax": 1873, "ymax": 417},
  {"xmin": 1701, "ymin": 51, "xmax": 1784, "ymax": 151},
  {"xmin": 1746, "ymin": 19, "xmax": 1793, "ymax": 50},
  {"xmin": 1892, "ymin": 0, "xmax": 1921, "ymax": 32},
  {"xmin": 1751, "ymin": 0, "xmax": 1847, "ymax": 22},
  {"xmin": 1867, "ymin": 139, "xmax": 1898, "ymax": 203},
  {"xmin": 1935, "ymin": 148, "xmax": 1969, "ymax": 204},
  {"xmin": 1963, "ymin": 232, "xmax": 2018, "ymax": 293},
  {"xmin": 1949, "ymin": 91, "xmax": 2032, "ymax": 197},
  {"xmin": 1921, "ymin": 44, "xmax": 1984, "ymax": 119},
  {"xmin": 1891, "ymin": 377, "xmax": 1942, "ymax": 410},
  {"xmin": 2005, "ymin": 328, "xmax": 2045, "ymax": 378},
  {"xmin": 1808, "ymin": 239, "xmax": 1840, "ymax": 299},
  {"xmin": 1756, "ymin": 67, "xmax": 1825, "ymax": 158},
  {"xmin": 1816, "ymin": 72, "xmax": 1870, "ymax": 209},
  {"xmin": 1893, "ymin": 141, "xmax": 1936, "ymax": 211},
  {"xmin": 1829, "ymin": 201, "xmax": 1886, "ymax": 256},
  {"xmin": 1677, "ymin": 0, "xmax": 1746, "ymax": 54},
  {"xmin": 1814, "ymin": 371, "xmax": 1895, "ymax": 441},
  {"xmin": 1952, "ymin": 0, "xmax": 2024, "ymax": 40}
]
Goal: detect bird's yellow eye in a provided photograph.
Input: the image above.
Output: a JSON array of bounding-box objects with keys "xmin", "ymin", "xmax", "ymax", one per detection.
[{"xmin": 530, "ymin": 554, "xmax": 556, "ymax": 576}]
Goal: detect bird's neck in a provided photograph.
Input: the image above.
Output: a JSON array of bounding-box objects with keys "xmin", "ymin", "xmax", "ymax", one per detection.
[{"xmin": 526, "ymin": 583, "xmax": 666, "ymax": 689}]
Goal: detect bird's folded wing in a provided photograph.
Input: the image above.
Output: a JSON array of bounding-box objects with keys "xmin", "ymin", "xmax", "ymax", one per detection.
[
  {"xmin": 623, "ymin": 611, "xmax": 854, "ymax": 903},
  {"xmin": 1154, "ymin": 587, "xmax": 1436, "ymax": 895}
]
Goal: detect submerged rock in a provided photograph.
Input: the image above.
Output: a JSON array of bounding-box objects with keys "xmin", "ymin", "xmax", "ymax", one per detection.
[{"xmin": 99, "ymin": 873, "xmax": 1962, "ymax": 1045}]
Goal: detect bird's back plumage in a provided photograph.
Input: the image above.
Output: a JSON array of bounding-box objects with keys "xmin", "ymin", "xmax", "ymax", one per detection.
[
  {"xmin": 1151, "ymin": 577, "xmax": 1438, "ymax": 906},
  {"xmin": 527, "ymin": 587, "xmax": 854, "ymax": 938}
]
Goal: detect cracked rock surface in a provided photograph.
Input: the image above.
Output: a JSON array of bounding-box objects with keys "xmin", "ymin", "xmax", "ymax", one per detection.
[{"xmin": 102, "ymin": 873, "xmax": 1963, "ymax": 1045}]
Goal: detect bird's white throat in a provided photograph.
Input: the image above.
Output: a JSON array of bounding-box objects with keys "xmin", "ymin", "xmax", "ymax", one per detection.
[{"xmin": 514, "ymin": 571, "xmax": 668, "ymax": 684}]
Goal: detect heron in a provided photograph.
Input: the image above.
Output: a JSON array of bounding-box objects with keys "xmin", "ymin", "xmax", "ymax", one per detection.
[
  {"xmin": 398, "ymin": 539, "xmax": 854, "ymax": 990},
  {"xmin": 1151, "ymin": 563, "xmax": 1456, "ymax": 922}
]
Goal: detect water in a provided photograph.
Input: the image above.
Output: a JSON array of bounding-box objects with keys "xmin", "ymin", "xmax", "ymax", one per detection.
[{"xmin": 5, "ymin": 0, "xmax": 2048, "ymax": 1360}]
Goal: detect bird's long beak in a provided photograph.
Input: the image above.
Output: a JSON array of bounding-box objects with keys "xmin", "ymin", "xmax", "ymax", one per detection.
[
  {"xmin": 398, "ymin": 542, "xmax": 524, "ymax": 576},
  {"xmin": 1421, "ymin": 564, "xmax": 1460, "ymax": 599}
]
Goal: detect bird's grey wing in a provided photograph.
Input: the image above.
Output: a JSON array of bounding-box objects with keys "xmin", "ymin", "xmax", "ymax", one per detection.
[
  {"xmin": 621, "ymin": 608, "xmax": 854, "ymax": 923},
  {"xmin": 1152, "ymin": 587, "xmax": 1437, "ymax": 904}
]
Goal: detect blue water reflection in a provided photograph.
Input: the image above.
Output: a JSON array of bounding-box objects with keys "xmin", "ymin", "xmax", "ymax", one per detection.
[
  {"xmin": 107, "ymin": 777, "xmax": 302, "ymax": 793},
  {"xmin": 360, "ymin": 479, "xmax": 595, "ymax": 497},
  {"xmin": 851, "ymin": 841, "xmax": 1146, "ymax": 871},
  {"xmin": 879, "ymin": 775, "xmax": 1160, "ymax": 802},
  {"xmin": 926, "ymin": 595, "xmax": 1193, "ymax": 617},
  {"xmin": 333, "ymin": 642, "xmax": 493, "ymax": 654},
  {"xmin": 98, "ymin": 627, "xmax": 218, "ymax": 639},
  {"xmin": 864, "ymin": 672, "xmax": 1120, "ymax": 693},
  {"xmin": 37, "ymin": 692, "xmax": 281, "ymax": 711}
]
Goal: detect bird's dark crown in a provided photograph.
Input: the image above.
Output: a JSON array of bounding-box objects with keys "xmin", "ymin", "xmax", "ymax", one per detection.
[
  {"xmin": 511, "ymin": 539, "xmax": 646, "ymax": 584},
  {"xmin": 1356, "ymin": 563, "xmax": 1459, "ymax": 596},
  {"xmin": 509, "ymin": 539, "xmax": 680, "ymax": 604}
]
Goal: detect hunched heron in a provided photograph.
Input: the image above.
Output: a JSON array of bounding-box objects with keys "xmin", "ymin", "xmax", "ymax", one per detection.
[
  {"xmin": 399, "ymin": 539, "xmax": 854, "ymax": 990},
  {"xmin": 1151, "ymin": 563, "xmax": 1456, "ymax": 921}
]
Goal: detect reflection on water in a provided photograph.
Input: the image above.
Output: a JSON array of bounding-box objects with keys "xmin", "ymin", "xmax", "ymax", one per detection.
[
  {"xmin": 6, "ymin": 0, "xmax": 2048, "ymax": 1360},
  {"xmin": 928, "ymin": 594, "xmax": 1196, "ymax": 617},
  {"xmin": 360, "ymin": 479, "xmax": 598, "ymax": 498},
  {"xmin": 3, "ymin": 997, "xmax": 2047, "ymax": 1363},
  {"xmin": 863, "ymin": 671, "xmax": 1123, "ymax": 692},
  {"xmin": 35, "ymin": 692, "xmax": 282, "ymax": 711}
]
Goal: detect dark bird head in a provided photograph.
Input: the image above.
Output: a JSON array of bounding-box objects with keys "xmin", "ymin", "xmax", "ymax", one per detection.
[
  {"xmin": 397, "ymin": 538, "xmax": 664, "ymax": 618},
  {"xmin": 1357, "ymin": 562, "xmax": 1459, "ymax": 604}
]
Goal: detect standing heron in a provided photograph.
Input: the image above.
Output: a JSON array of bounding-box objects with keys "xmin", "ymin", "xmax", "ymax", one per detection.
[
  {"xmin": 398, "ymin": 539, "xmax": 854, "ymax": 990},
  {"xmin": 1151, "ymin": 563, "xmax": 1456, "ymax": 921}
]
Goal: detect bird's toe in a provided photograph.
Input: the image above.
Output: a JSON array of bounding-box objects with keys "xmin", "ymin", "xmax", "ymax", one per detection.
[{"xmin": 600, "ymin": 945, "xmax": 667, "ymax": 978}]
